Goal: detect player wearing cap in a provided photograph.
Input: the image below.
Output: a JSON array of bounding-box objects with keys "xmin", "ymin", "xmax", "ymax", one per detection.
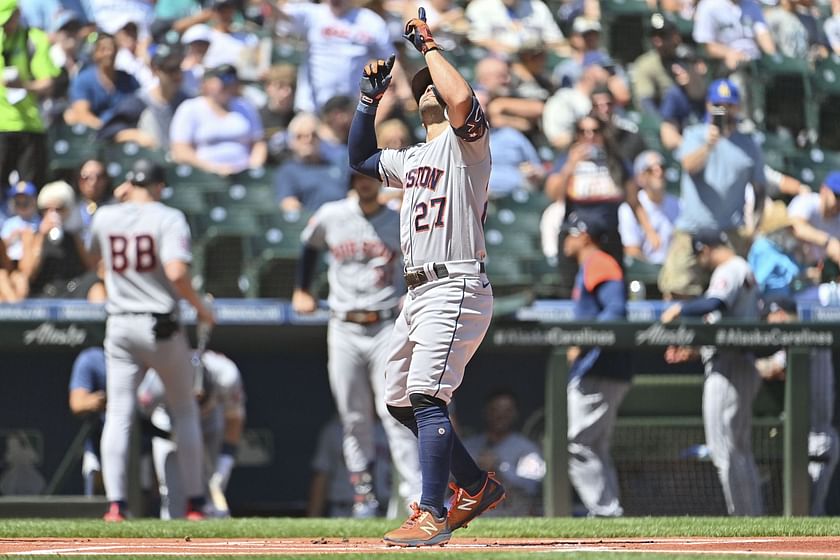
[
  {"xmin": 658, "ymin": 79, "xmax": 766, "ymax": 299},
  {"xmin": 661, "ymin": 229, "xmax": 763, "ymax": 516},
  {"xmin": 562, "ymin": 210, "xmax": 630, "ymax": 517},
  {"xmin": 348, "ymin": 9, "xmax": 503, "ymax": 547},
  {"xmin": 89, "ymin": 159, "xmax": 214, "ymax": 521},
  {"xmin": 755, "ymin": 295, "xmax": 838, "ymax": 515},
  {"xmin": 292, "ymin": 172, "xmax": 421, "ymax": 519},
  {"xmin": 787, "ymin": 170, "xmax": 840, "ymax": 276},
  {"xmin": 137, "ymin": 350, "xmax": 246, "ymax": 519}
]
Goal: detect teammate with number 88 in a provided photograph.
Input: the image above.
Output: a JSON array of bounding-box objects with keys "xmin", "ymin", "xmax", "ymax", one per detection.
[
  {"xmin": 349, "ymin": 8, "xmax": 505, "ymax": 547},
  {"xmin": 88, "ymin": 158, "xmax": 215, "ymax": 521}
]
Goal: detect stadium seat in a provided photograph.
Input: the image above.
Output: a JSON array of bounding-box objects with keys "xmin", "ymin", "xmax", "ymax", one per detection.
[
  {"xmin": 784, "ymin": 148, "xmax": 840, "ymax": 189},
  {"xmin": 48, "ymin": 123, "xmax": 99, "ymax": 174},
  {"xmin": 812, "ymin": 56, "xmax": 840, "ymax": 150},
  {"xmin": 600, "ymin": 0, "xmax": 652, "ymax": 64},
  {"xmin": 197, "ymin": 208, "xmax": 262, "ymax": 297},
  {"xmin": 749, "ymin": 55, "xmax": 813, "ymax": 138},
  {"xmin": 161, "ymin": 185, "xmax": 207, "ymax": 215},
  {"xmin": 101, "ymin": 143, "xmax": 167, "ymax": 183},
  {"xmin": 205, "ymin": 172, "xmax": 276, "ymax": 211},
  {"xmin": 238, "ymin": 210, "xmax": 312, "ymax": 298},
  {"xmin": 169, "ymin": 164, "xmax": 228, "ymax": 191},
  {"xmin": 484, "ymin": 253, "xmax": 533, "ymax": 295}
]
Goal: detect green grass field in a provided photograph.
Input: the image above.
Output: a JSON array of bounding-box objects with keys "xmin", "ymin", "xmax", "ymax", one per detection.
[
  {"xmin": 1, "ymin": 517, "xmax": 838, "ymax": 559},
  {"xmin": 3, "ymin": 516, "xmax": 840, "ymax": 539}
]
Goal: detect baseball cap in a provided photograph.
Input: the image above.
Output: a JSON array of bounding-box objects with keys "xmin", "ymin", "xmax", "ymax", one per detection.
[
  {"xmin": 50, "ymin": 9, "xmax": 83, "ymax": 33},
  {"xmin": 205, "ymin": 64, "xmax": 239, "ymax": 85},
  {"xmin": 7, "ymin": 181, "xmax": 36, "ymax": 198},
  {"xmin": 761, "ymin": 294, "xmax": 797, "ymax": 317},
  {"xmin": 823, "ymin": 171, "xmax": 840, "ymax": 195},
  {"xmin": 99, "ymin": 14, "xmax": 139, "ymax": 35},
  {"xmin": 411, "ymin": 66, "xmax": 435, "ymax": 105},
  {"xmin": 181, "ymin": 24, "xmax": 213, "ymax": 45},
  {"xmin": 0, "ymin": 0, "xmax": 16, "ymax": 26},
  {"xmin": 126, "ymin": 159, "xmax": 167, "ymax": 187},
  {"xmin": 561, "ymin": 210, "xmax": 608, "ymax": 239},
  {"xmin": 633, "ymin": 150, "xmax": 665, "ymax": 177},
  {"xmin": 572, "ymin": 17, "xmax": 601, "ymax": 35},
  {"xmin": 151, "ymin": 43, "xmax": 184, "ymax": 72},
  {"xmin": 691, "ymin": 229, "xmax": 730, "ymax": 254},
  {"xmin": 649, "ymin": 12, "xmax": 678, "ymax": 37},
  {"xmin": 707, "ymin": 79, "xmax": 740, "ymax": 105}
]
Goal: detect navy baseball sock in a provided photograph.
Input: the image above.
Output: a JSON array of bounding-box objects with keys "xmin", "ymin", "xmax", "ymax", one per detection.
[
  {"xmin": 450, "ymin": 434, "xmax": 484, "ymax": 493},
  {"xmin": 414, "ymin": 405, "xmax": 453, "ymax": 519}
]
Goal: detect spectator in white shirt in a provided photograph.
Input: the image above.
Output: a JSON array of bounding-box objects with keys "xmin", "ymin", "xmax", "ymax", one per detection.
[{"xmin": 619, "ymin": 151, "xmax": 680, "ymax": 264}]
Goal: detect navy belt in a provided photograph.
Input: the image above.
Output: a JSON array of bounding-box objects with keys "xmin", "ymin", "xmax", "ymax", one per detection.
[{"xmin": 404, "ymin": 261, "xmax": 485, "ymax": 290}]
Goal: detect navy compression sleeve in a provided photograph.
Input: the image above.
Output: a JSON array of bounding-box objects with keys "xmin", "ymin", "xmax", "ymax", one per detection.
[
  {"xmin": 295, "ymin": 245, "xmax": 320, "ymax": 291},
  {"xmin": 595, "ymin": 280, "xmax": 627, "ymax": 321},
  {"xmin": 680, "ymin": 297, "xmax": 726, "ymax": 316},
  {"xmin": 348, "ymin": 103, "xmax": 382, "ymax": 179}
]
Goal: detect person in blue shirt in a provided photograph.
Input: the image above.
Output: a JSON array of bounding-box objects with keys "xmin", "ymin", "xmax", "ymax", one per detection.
[
  {"xmin": 68, "ymin": 347, "xmax": 107, "ymax": 496},
  {"xmin": 63, "ymin": 33, "xmax": 140, "ymax": 131},
  {"xmin": 562, "ymin": 209, "xmax": 630, "ymax": 517},
  {"xmin": 275, "ymin": 112, "xmax": 349, "ymax": 213}
]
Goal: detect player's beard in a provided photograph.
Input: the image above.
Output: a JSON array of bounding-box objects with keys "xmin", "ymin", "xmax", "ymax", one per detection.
[{"xmin": 419, "ymin": 98, "xmax": 446, "ymax": 125}]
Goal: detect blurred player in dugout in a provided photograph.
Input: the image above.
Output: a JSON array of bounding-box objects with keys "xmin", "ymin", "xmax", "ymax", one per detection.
[{"xmin": 137, "ymin": 350, "xmax": 246, "ymax": 519}]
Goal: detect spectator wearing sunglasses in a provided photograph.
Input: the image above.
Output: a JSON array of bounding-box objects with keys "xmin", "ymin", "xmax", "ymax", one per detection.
[
  {"xmin": 75, "ymin": 160, "xmax": 114, "ymax": 244},
  {"xmin": 618, "ymin": 151, "xmax": 681, "ymax": 265}
]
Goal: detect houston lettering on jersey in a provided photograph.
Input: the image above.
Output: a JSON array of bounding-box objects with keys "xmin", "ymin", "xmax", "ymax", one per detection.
[
  {"xmin": 405, "ymin": 166, "xmax": 445, "ymax": 190},
  {"xmin": 330, "ymin": 239, "xmax": 394, "ymax": 262}
]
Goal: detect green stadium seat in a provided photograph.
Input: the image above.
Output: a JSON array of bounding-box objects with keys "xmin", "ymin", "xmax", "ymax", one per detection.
[
  {"xmin": 237, "ymin": 209, "xmax": 313, "ymax": 297},
  {"xmin": 48, "ymin": 123, "xmax": 99, "ymax": 174},
  {"xmin": 205, "ymin": 181, "xmax": 276, "ymax": 211},
  {"xmin": 749, "ymin": 55, "xmax": 813, "ymax": 136},
  {"xmin": 812, "ymin": 56, "xmax": 840, "ymax": 150},
  {"xmin": 783, "ymin": 149, "xmax": 837, "ymax": 189},
  {"xmin": 600, "ymin": 0, "xmax": 652, "ymax": 64},
  {"xmin": 161, "ymin": 185, "xmax": 207, "ymax": 215},
  {"xmin": 169, "ymin": 164, "xmax": 228, "ymax": 190},
  {"xmin": 484, "ymin": 254, "xmax": 533, "ymax": 295},
  {"xmin": 101, "ymin": 143, "xmax": 167, "ymax": 183},
  {"xmin": 484, "ymin": 214, "xmax": 542, "ymax": 257}
]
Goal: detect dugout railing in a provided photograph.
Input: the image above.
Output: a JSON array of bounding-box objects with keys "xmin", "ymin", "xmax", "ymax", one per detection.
[
  {"xmin": 0, "ymin": 299, "xmax": 838, "ymax": 517},
  {"xmin": 490, "ymin": 302, "xmax": 840, "ymax": 517}
]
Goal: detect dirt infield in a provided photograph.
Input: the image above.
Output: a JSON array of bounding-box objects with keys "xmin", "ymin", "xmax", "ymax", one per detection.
[{"xmin": 2, "ymin": 536, "xmax": 840, "ymax": 556}]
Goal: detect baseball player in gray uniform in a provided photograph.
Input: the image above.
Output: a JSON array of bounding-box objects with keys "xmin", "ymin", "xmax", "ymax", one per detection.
[
  {"xmin": 292, "ymin": 172, "xmax": 421, "ymax": 518},
  {"xmin": 661, "ymin": 229, "xmax": 763, "ymax": 516},
  {"xmin": 755, "ymin": 295, "xmax": 839, "ymax": 516},
  {"xmin": 138, "ymin": 350, "xmax": 246, "ymax": 519},
  {"xmin": 89, "ymin": 159, "xmax": 215, "ymax": 521},
  {"xmin": 348, "ymin": 9, "xmax": 505, "ymax": 547}
]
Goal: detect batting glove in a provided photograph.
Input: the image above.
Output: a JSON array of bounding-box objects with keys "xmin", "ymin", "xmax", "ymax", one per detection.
[
  {"xmin": 404, "ymin": 8, "xmax": 438, "ymax": 55},
  {"xmin": 359, "ymin": 54, "xmax": 396, "ymax": 106}
]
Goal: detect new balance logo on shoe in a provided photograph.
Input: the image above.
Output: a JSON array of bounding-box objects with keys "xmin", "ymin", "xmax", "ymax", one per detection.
[
  {"xmin": 383, "ymin": 503, "xmax": 452, "ymax": 547},
  {"xmin": 420, "ymin": 520, "xmax": 439, "ymax": 536},
  {"xmin": 447, "ymin": 472, "xmax": 506, "ymax": 531},
  {"xmin": 457, "ymin": 496, "xmax": 477, "ymax": 511}
]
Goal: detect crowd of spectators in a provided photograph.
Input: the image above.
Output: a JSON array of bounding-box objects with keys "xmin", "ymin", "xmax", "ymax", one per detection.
[
  {"xmin": 1, "ymin": 0, "xmax": 838, "ymax": 521},
  {"xmin": 0, "ymin": 0, "xmax": 838, "ymax": 306}
]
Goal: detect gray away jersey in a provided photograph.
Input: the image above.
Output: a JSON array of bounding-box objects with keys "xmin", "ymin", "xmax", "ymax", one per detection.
[
  {"xmin": 705, "ymin": 256, "xmax": 759, "ymax": 321},
  {"xmin": 378, "ymin": 100, "xmax": 491, "ymax": 267},
  {"xmin": 89, "ymin": 202, "xmax": 192, "ymax": 315},
  {"xmin": 301, "ymin": 197, "xmax": 404, "ymax": 312}
]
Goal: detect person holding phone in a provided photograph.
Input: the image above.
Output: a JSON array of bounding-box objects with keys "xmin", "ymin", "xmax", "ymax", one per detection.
[{"xmin": 657, "ymin": 79, "xmax": 766, "ymax": 299}]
